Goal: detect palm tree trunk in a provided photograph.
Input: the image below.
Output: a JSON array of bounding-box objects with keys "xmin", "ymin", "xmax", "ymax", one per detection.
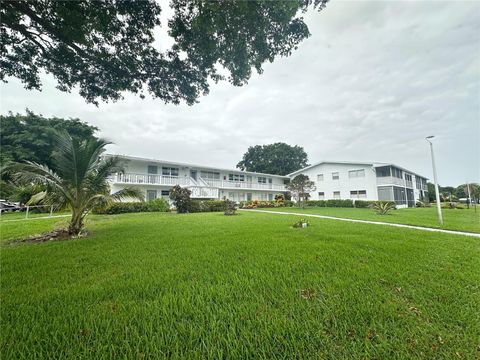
[{"xmin": 68, "ymin": 210, "xmax": 84, "ymax": 235}]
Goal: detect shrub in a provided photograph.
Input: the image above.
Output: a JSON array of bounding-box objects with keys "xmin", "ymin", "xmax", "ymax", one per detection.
[
  {"xmin": 224, "ymin": 199, "xmax": 237, "ymax": 215},
  {"xmin": 240, "ymin": 200, "xmax": 291, "ymax": 209},
  {"xmin": 372, "ymin": 201, "xmax": 396, "ymax": 215},
  {"xmin": 170, "ymin": 185, "xmax": 191, "ymax": 213},
  {"xmin": 274, "ymin": 193, "xmax": 285, "ymax": 202},
  {"xmin": 292, "ymin": 218, "xmax": 310, "ymax": 228},
  {"xmin": 188, "ymin": 200, "xmax": 227, "ymax": 213},
  {"xmin": 325, "ymin": 199, "xmax": 354, "ymax": 208},
  {"xmin": 353, "ymin": 200, "xmax": 376, "ymax": 208},
  {"xmin": 416, "ymin": 201, "xmax": 426, "ymax": 208},
  {"xmin": 93, "ymin": 198, "xmax": 170, "ymax": 215},
  {"xmin": 306, "ymin": 200, "xmax": 327, "ymax": 207}
]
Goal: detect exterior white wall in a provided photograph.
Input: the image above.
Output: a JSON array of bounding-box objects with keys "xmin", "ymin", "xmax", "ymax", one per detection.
[
  {"xmin": 292, "ymin": 163, "xmax": 379, "ymax": 201},
  {"xmin": 110, "ymin": 157, "xmax": 287, "ymax": 201}
]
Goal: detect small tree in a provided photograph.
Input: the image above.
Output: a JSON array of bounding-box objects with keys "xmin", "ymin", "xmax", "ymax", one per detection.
[
  {"xmin": 5, "ymin": 131, "xmax": 142, "ymax": 235},
  {"xmin": 286, "ymin": 174, "xmax": 316, "ymax": 209},
  {"xmin": 169, "ymin": 185, "xmax": 191, "ymax": 213}
]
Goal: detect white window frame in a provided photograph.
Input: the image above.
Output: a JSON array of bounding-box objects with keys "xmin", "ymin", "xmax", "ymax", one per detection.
[
  {"xmin": 257, "ymin": 176, "xmax": 267, "ymax": 184},
  {"xmin": 228, "ymin": 174, "xmax": 245, "ymax": 182},
  {"xmin": 332, "ymin": 172, "xmax": 340, "ymax": 180},
  {"xmin": 333, "ymin": 191, "xmax": 341, "ymax": 199},
  {"xmin": 318, "ymin": 192, "xmax": 325, "ymax": 200},
  {"xmin": 317, "ymin": 174, "xmax": 324, "ymax": 182},
  {"xmin": 348, "ymin": 169, "xmax": 365, "ymax": 178},
  {"xmin": 162, "ymin": 167, "xmax": 179, "ymax": 177}
]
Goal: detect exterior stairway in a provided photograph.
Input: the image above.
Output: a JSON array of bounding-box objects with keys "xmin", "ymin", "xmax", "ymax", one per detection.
[{"xmin": 187, "ymin": 177, "xmax": 219, "ymax": 199}]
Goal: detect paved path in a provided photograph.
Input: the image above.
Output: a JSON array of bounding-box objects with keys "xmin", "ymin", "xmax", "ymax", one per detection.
[
  {"xmin": 0, "ymin": 214, "xmax": 71, "ymax": 223},
  {"xmin": 240, "ymin": 209, "xmax": 480, "ymax": 238}
]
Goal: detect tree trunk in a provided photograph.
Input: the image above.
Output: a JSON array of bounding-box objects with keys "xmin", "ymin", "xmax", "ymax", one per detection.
[{"xmin": 68, "ymin": 210, "xmax": 84, "ymax": 235}]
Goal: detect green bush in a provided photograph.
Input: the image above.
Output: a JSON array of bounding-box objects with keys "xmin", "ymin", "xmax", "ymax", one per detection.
[
  {"xmin": 306, "ymin": 200, "xmax": 327, "ymax": 207},
  {"xmin": 93, "ymin": 198, "xmax": 170, "ymax": 215},
  {"xmin": 372, "ymin": 201, "xmax": 396, "ymax": 215},
  {"xmin": 240, "ymin": 200, "xmax": 291, "ymax": 209},
  {"xmin": 325, "ymin": 199, "xmax": 354, "ymax": 208},
  {"xmin": 353, "ymin": 200, "xmax": 376, "ymax": 208},
  {"xmin": 170, "ymin": 185, "xmax": 191, "ymax": 213},
  {"xmin": 188, "ymin": 200, "xmax": 227, "ymax": 213}
]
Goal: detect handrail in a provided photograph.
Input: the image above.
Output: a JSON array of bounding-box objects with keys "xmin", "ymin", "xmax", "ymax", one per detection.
[{"xmin": 110, "ymin": 173, "xmax": 287, "ymax": 191}]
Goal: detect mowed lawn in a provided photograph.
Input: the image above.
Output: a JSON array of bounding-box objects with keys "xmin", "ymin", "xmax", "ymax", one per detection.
[
  {"xmin": 264, "ymin": 206, "xmax": 480, "ymax": 233},
  {"xmin": 1, "ymin": 212, "xmax": 479, "ymax": 359}
]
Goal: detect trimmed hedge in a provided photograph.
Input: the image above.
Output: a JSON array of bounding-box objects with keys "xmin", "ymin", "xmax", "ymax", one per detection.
[
  {"xmin": 240, "ymin": 200, "xmax": 294, "ymax": 209},
  {"xmin": 93, "ymin": 198, "xmax": 170, "ymax": 215},
  {"xmin": 188, "ymin": 200, "xmax": 227, "ymax": 213}
]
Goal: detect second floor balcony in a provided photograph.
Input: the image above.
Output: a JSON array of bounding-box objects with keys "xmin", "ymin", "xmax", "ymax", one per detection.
[{"xmin": 111, "ymin": 173, "xmax": 287, "ymax": 191}]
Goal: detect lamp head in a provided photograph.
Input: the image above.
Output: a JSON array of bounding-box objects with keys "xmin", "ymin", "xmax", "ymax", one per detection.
[{"xmin": 426, "ymin": 136, "xmax": 435, "ymax": 139}]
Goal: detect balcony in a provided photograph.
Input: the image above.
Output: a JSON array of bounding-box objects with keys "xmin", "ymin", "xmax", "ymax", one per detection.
[
  {"xmin": 376, "ymin": 176, "xmax": 405, "ymax": 187},
  {"xmin": 112, "ymin": 173, "xmax": 190, "ymax": 186},
  {"xmin": 201, "ymin": 178, "xmax": 287, "ymax": 191},
  {"xmin": 110, "ymin": 173, "xmax": 287, "ymax": 192}
]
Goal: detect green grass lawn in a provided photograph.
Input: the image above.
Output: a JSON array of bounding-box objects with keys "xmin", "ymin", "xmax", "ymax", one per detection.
[
  {"xmin": 262, "ymin": 206, "xmax": 480, "ymax": 233},
  {"xmin": 1, "ymin": 211, "xmax": 479, "ymax": 359}
]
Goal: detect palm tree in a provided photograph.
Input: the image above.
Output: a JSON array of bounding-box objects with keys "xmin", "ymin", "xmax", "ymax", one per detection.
[{"xmin": 6, "ymin": 131, "xmax": 142, "ymax": 235}]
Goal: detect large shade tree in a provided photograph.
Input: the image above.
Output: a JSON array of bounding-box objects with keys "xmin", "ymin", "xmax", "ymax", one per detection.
[
  {"xmin": 0, "ymin": 0, "xmax": 328, "ymax": 105},
  {"xmin": 6, "ymin": 131, "xmax": 142, "ymax": 235},
  {"xmin": 237, "ymin": 142, "xmax": 309, "ymax": 175}
]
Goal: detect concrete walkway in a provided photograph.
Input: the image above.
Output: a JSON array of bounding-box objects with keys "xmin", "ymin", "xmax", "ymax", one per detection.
[
  {"xmin": 0, "ymin": 214, "xmax": 71, "ymax": 223},
  {"xmin": 240, "ymin": 209, "xmax": 480, "ymax": 238}
]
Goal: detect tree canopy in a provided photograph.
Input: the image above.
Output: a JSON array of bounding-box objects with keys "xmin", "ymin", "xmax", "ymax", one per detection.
[
  {"xmin": 0, "ymin": 110, "xmax": 98, "ymax": 169},
  {"xmin": 237, "ymin": 142, "xmax": 309, "ymax": 176},
  {"xmin": 1, "ymin": 0, "xmax": 328, "ymax": 105}
]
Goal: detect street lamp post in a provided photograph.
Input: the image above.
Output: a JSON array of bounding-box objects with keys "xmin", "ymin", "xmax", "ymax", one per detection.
[{"xmin": 425, "ymin": 136, "xmax": 443, "ymax": 225}]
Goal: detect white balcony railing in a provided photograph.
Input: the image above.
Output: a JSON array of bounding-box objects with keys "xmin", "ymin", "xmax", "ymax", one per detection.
[
  {"xmin": 111, "ymin": 173, "xmax": 287, "ymax": 191},
  {"xmin": 376, "ymin": 176, "xmax": 405, "ymax": 187},
  {"xmin": 201, "ymin": 178, "xmax": 287, "ymax": 191},
  {"xmin": 112, "ymin": 173, "xmax": 190, "ymax": 186}
]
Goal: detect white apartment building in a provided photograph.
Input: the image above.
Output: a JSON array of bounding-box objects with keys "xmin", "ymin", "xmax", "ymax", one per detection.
[
  {"xmin": 107, "ymin": 155, "xmax": 428, "ymax": 208},
  {"xmin": 107, "ymin": 155, "xmax": 289, "ymax": 202},
  {"xmin": 288, "ymin": 161, "xmax": 429, "ymax": 208}
]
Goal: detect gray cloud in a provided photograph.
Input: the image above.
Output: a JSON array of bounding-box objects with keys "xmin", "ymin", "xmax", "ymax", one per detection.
[{"xmin": 1, "ymin": 1, "xmax": 479, "ymax": 186}]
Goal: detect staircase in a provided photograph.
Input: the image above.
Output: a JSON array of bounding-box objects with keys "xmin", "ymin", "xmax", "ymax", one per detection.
[{"xmin": 187, "ymin": 177, "xmax": 219, "ymax": 199}]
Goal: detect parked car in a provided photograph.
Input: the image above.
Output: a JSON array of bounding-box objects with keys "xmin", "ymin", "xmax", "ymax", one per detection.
[{"xmin": 0, "ymin": 200, "xmax": 22, "ymax": 213}]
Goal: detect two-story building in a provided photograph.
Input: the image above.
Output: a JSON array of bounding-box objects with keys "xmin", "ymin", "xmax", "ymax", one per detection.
[
  {"xmin": 107, "ymin": 155, "xmax": 428, "ymax": 208},
  {"xmin": 107, "ymin": 155, "xmax": 289, "ymax": 202},
  {"xmin": 288, "ymin": 161, "xmax": 429, "ymax": 208}
]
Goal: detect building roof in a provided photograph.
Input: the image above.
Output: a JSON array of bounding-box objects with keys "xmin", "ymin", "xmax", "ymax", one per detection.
[
  {"xmin": 288, "ymin": 161, "xmax": 428, "ymax": 180},
  {"xmin": 105, "ymin": 154, "xmax": 290, "ymax": 179}
]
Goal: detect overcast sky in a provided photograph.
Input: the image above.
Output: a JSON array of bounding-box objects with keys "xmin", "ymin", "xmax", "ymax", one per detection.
[{"xmin": 1, "ymin": 1, "xmax": 479, "ymax": 186}]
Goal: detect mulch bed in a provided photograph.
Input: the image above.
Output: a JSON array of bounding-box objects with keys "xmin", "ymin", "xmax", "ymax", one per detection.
[{"xmin": 13, "ymin": 229, "xmax": 88, "ymax": 244}]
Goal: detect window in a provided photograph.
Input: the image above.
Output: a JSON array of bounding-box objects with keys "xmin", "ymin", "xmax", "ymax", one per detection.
[
  {"xmin": 200, "ymin": 171, "xmax": 220, "ymax": 180},
  {"xmin": 268, "ymin": 193, "xmax": 274, "ymax": 201},
  {"xmin": 147, "ymin": 190, "xmax": 157, "ymax": 201},
  {"xmin": 162, "ymin": 167, "xmax": 179, "ymax": 177},
  {"xmin": 332, "ymin": 172, "xmax": 340, "ymax": 180},
  {"xmin": 228, "ymin": 174, "xmax": 245, "ymax": 182},
  {"xmin": 238, "ymin": 193, "xmax": 245, "ymax": 201},
  {"xmin": 333, "ymin": 191, "xmax": 341, "ymax": 199},
  {"xmin": 318, "ymin": 192, "xmax": 325, "ymax": 200},
  {"xmin": 260, "ymin": 193, "xmax": 268, "ymax": 200},
  {"xmin": 161, "ymin": 190, "xmax": 170, "ymax": 196},
  {"xmin": 405, "ymin": 174, "xmax": 412, "ymax": 181},
  {"xmin": 350, "ymin": 190, "xmax": 367, "ymax": 199},
  {"xmin": 148, "ymin": 165, "xmax": 158, "ymax": 174},
  {"xmin": 348, "ymin": 169, "xmax": 365, "ymax": 178},
  {"xmin": 376, "ymin": 166, "xmax": 391, "ymax": 177},
  {"xmin": 415, "ymin": 176, "xmax": 422, "ymax": 189},
  {"xmin": 317, "ymin": 174, "xmax": 324, "ymax": 182},
  {"xmin": 258, "ymin": 177, "xmax": 267, "ymax": 183},
  {"xmin": 228, "ymin": 192, "xmax": 235, "ymax": 200},
  {"xmin": 392, "ymin": 167, "xmax": 402, "ymax": 179},
  {"xmin": 247, "ymin": 193, "xmax": 252, "ymax": 201}
]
